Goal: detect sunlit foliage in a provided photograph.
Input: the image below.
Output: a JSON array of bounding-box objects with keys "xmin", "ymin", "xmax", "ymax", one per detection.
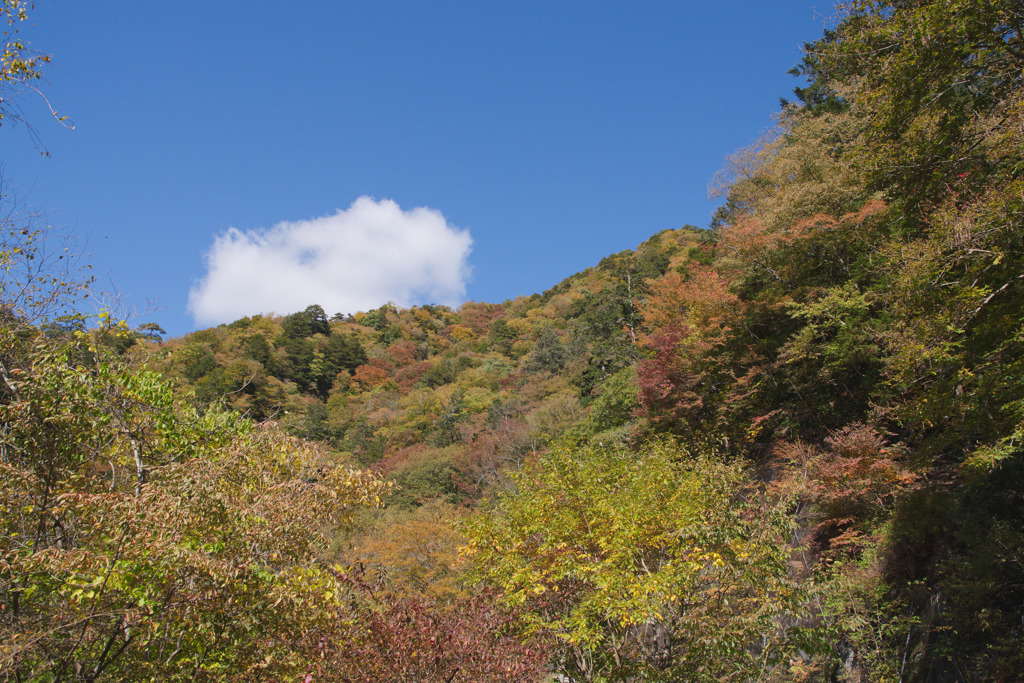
[{"xmin": 464, "ymin": 440, "xmax": 813, "ymax": 682}]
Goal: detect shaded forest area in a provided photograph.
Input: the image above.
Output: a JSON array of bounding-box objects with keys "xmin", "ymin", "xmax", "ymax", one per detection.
[{"xmin": 3, "ymin": 0, "xmax": 1024, "ymax": 680}]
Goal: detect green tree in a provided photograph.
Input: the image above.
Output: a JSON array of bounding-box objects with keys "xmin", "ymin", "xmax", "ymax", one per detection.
[
  {"xmin": 281, "ymin": 304, "xmax": 329, "ymax": 339},
  {"xmin": 523, "ymin": 326, "xmax": 567, "ymax": 374},
  {"xmin": 322, "ymin": 332, "xmax": 366, "ymax": 377}
]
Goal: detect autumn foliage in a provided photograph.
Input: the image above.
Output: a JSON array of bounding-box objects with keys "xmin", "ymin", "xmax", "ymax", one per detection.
[
  {"xmin": 308, "ymin": 582, "xmax": 550, "ymax": 683},
  {"xmin": 5, "ymin": 0, "xmax": 1024, "ymax": 680}
]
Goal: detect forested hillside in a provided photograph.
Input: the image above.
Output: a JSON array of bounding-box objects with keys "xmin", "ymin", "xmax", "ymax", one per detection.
[{"xmin": 4, "ymin": 0, "xmax": 1024, "ymax": 681}]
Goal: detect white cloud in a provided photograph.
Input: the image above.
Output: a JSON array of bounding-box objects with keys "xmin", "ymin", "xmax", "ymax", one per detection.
[{"xmin": 187, "ymin": 197, "xmax": 472, "ymax": 326}]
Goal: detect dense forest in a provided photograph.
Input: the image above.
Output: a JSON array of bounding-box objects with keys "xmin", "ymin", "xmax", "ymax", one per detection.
[{"xmin": 3, "ymin": 0, "xmax": 1024, "ymax": 680}]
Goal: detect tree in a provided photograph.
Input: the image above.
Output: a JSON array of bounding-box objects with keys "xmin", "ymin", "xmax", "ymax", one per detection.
[
  {"xmin": 694, "ymin": 3, "xmax": 1024, "ymax": 676},
  {"xmin": 1, "ymin": 175, "xmax": 91, "ymax": 325},
  {"xmin": 815, "ymin": 0, "xmax": 1024, "ymax": 215},
  {"xmin": 323, "ymin": 332, "xmax": 366, "ymax": 377},
  {"xmin": 309, "ymin": 579, "xmax": 550, "ymax": 683},
  {"xmin": 1, "ymin": 275, "xmax": 390, "ymax": 681},
  {"xmin": 281, "ymin": 304, "xmax": 329, "ymax": 339},
  {"xmin": 463, "ymin": 440, "xmax": 813, "ymax": 682},
  {"xmin": 523, "ymin": 326, "xmax": 567, "ymax": 374},
  {"xmin": 1, "ymin": 0, "xmax": 68, "ymax": 145}
]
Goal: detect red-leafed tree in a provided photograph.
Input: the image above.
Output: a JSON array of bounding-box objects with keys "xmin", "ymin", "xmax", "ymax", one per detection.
[{"xmin": 307, "ymin": 583, "xmax": 550, "ymax": 683}]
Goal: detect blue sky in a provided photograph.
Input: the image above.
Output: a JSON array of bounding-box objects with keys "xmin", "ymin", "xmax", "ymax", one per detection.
[{"xmin": 4, "ymin": 1, "xmax": 834, "ymax": 336}]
